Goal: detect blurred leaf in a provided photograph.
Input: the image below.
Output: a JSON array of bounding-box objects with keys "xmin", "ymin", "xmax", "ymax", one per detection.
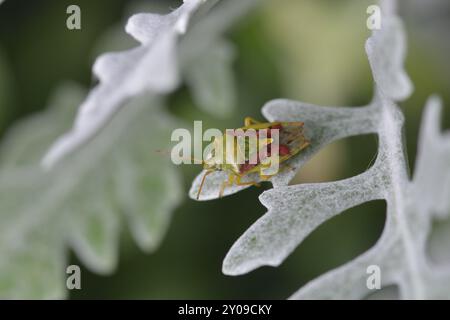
[
  {"xmin": 43, "ymin": 0, "xmax": 266, "ymax": 166},
  {"xmin": 91, "ymin": 3, "xmax": 239, "ymax": 120},
  {"xmin": 184, "ymin": 39, "xmax": 236, "ymax": 118},
  {"xmin": 0, "ymin": 0, "xmax": 269, "ymax": 298},
  {"xmin": 42, "ymin": 0, "xmax": 219, "ymax": 168},
  {"xmin": 0, "ymin": 84, "xmax": 182, "ymax": 298}
]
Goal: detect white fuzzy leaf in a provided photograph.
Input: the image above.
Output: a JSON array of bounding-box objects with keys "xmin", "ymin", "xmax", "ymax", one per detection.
[
  {"xmin": 43, "ymin": 0, "xmax": 263, "ymax": 169},
  {"xmin": 184, "ymin": 39, "xmax": 236, "ymax": 117},
  {"xmin": 212, "ymin": 3, "xmax": 450, "ymax": 299},
  {"xmin": 289, "ymin": 97, "xmax": 450, "ymax": 299},
  {"xmin": 4, "ymin": 0, "xmax": 263, "ymax": 299},
  {"xmin": 0, "ymin": 84, "xmax": 182, "ymax": 298},
  {"xmin": 42, "ymin": 0, "xmax": 210, "ymax": 168},
  {"xmin": 189, "ymin": 103, "xmax": 379, "ymax": 200},
  {"xmin": 365, "ymin": 16, "xmax": 413, "ymax": 101},
  {"xmin": 222, "ymin": 167, "xmax": 385, "ymax": 275}
]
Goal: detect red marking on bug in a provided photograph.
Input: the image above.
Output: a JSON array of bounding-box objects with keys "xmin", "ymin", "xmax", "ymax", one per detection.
[
  {"xmin": 263, "ymin": 124, "xmax": 282, "ymax": 138},
  {"xmin": 267, "ymin": 143, "xmax": 290, "ymax": 156},
  {"xmin": 239, "ymin": 143, "xmax": 290, "ymax": 174},
  {"xmin": 279, "ymin": 144, "xmax": 290, "ymax": 156},
  {"xmin": 240, "ymin": 162, "xmax": 256, "ymax": 173},
  {"xmin": 270, "ymin": 124, "xmax": 282, "ymax": 130},
  {"xmin": 240, "ymin": 151, "xmax": 260, "ymax": 173}
]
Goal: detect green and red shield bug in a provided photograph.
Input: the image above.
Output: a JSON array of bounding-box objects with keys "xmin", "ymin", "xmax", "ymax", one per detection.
[{"xmin": 196, "ymin": 117, "xmax": 310, "ymax": 199}]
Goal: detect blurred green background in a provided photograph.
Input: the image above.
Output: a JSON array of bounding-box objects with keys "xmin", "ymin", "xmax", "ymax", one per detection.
[{"xmin": 0, "ymin": 0, "xmax": 449, "ymax": 299}]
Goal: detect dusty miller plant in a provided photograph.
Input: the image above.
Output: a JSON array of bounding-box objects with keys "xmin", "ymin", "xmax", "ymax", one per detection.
[
  {"xmin": 0, "ymin": 0, "xmax": 448, "ymax": 299},
  {"xmin": 0, "ymin": 0, "xmax": 259, "ymax": 298},
  {"xmin": 189, "ymin": 2, "xmax": 450, "ymax": 299}
]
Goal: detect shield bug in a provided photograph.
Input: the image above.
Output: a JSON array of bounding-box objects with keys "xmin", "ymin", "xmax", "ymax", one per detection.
[{"xmin": 196, "ymin": 117, "xmax": 309, "ymax": 200}]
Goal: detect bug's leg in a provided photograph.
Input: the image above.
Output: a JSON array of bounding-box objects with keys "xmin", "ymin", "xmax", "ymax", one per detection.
[
  {"xmin": 284, "ymin": 131, "xmax": 302, "ymax": 144},
  {"xmin": 287, "ymin": 134, "xmax": 310, "ymax": 150},
  {"xmin": 244, "ymin": 117, "xmax": 261, "ymax": 127},
  {"xmin": 258, "ymin": 159, "xmax": 295, "ymax": 181},
  {"xmin": 259, "ymin": 174, "xmax": 274, "ymax": 181},
  {"xmin": 235, "ymin": 175, "xmax": 261, "ymax": 187},
  {"xmin": 283, "ymin": 123, "xmax": 310, "ymax": 148},
  {"xmin": 287, "ymin": 121, "xmax": 304, "ymax": 127},
  {"xmin": 258, "ymin": 164, "xmax": 293, "ymax": 182},
  {"xmin": 284, "ymin": 122, "xmax": 305, "ymax": 143},
  {"xmin": 197, "ymin": 170, "xmax": 213, "ymax": 200},
  {"xmin": 219, "ymin": 173, "xmax": 235, "ymax": 198}
]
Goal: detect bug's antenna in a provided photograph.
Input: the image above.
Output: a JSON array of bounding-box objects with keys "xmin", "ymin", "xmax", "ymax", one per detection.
[
  {"xmin": 155, "ymin": 150, "xmax": 206, "ymax": 165},
  {"xmin": 197, "ymin": 170, "xmax": 213, "ymax": 200},
  {"xmin": 155, "ymin": 149, "xmax": 171, "ymax": 156}
]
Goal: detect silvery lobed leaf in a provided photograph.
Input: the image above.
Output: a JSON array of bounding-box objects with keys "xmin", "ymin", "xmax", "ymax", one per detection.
[
  {"xmin": 183, "ymin": 38, "xmax": 236, "ymax": 118},
  {"xmin": 42, "ymin": 0, "xmax": 213, "ymax": 168},
  {"xmin": 289, "ymin": 97, "xmax": 450, "ymax": 299},
  {"xmin": 219, "ymin": 2, "xmax": 450, "ymax": 299},
  {"xmin": 189, "ymin": 4, "xmax": 410, "ymax": 202},
  {"xmin": 43, "ymin": 0, "xmax": 263, "ymax": 168},
  {"xmin": 0, "ymin": 84, "xmax": 182, "ymax": 298},
  {"xmin": 2, "ymin": 0, "xmax": 265, "ymax": 298}
]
